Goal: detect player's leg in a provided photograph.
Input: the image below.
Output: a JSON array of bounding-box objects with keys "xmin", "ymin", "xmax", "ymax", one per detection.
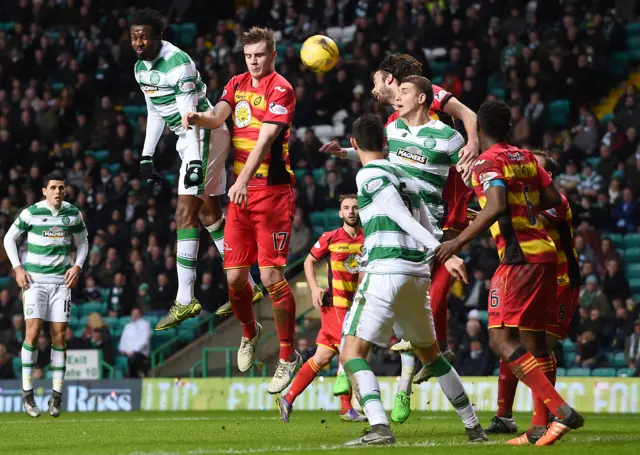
[
  {"xmin": 22, "ymin": 284, "xmax": 46, "ymax": 417},
  {"xmin": 333, "ymin": 330, "xmax": 351, "ymax": 396},
  {"xmin": 199, "ymin": 196, "xmax": 263, "ymax": 316},
  {"xmin": 397, "ymin": 276, "xmax": 486, "ymax": 442},
  {"xmin": 340, "ymin": 273, "xmax": 396, "ymax": 445},
  {"xmin": 46, "ymin": 283, "xmax": 71, "ymax": 417},
  {"xmin": 278, "ymin": 344, "xmax": 336, "ymax": 422},
  {"xmin": 155, "ymin": 194, "xmax": 204, "ymax": 330},
  {"xmin": 390, "ymin": 326, "xmax": 416, "ymax": 424}
]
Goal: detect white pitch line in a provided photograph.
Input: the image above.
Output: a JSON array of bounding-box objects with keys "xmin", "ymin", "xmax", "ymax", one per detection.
[{"xmin": 0, "ymin": 416, "xmax": 280, "ymax": 425}]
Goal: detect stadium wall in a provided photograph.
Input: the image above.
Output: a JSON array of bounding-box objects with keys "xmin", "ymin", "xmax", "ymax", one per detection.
[{"xmin": 1, "ymin": 377, "xmax": 638, "ymax": 414}]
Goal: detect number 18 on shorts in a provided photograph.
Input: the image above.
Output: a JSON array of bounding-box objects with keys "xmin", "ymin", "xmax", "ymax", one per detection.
[{"xmin": 23, "ymin": 283, "xmax": 72, "ymax": 323}]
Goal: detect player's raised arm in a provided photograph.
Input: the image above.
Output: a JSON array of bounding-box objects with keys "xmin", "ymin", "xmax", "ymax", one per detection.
[
  {"xmin": 442, "ymin": 96, "xmax": 479, "ymax": 166},
  {"xmin": 3, "ymin": 209, "xmax": 32, "ymax": 289}
]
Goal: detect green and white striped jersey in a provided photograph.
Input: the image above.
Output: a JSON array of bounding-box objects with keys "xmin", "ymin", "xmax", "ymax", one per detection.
[
  {"xmin": 356, "ymin": 160, "xmax": 430, "ymax": 277},
  {"xmin": 11, "ymin": 201, "xmax": 87, "ymax": 284},
  {"xmin": 134, "ymin": 41, "xmax": 211, "ymax": 136},
  {"xmin": 385, "ymin": 118, "xmax": 465, "ymax": 239}
]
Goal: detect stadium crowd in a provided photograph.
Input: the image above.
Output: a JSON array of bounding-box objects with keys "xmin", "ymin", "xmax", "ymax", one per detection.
[{"xmin": 0, "ymin": 0, "xmax": 639, "ymax": 378}]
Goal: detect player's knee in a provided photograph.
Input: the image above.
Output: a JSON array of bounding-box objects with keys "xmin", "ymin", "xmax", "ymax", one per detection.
[
  {"xmin": 227, "ymin": 268, "xmax": 250, "ymax": 290},
  {"xmin": 260, "ymin": 268, "xmax": 284, "ymax": 289},
  {"xmin": 24, "ymin": 321, "xmax": 41, "ymax": 345},
  {"xmin": 175, "ymin": 197, "xmax": 199, "ymax": 228}
]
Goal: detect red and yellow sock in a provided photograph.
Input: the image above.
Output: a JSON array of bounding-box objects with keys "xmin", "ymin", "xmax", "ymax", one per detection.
[
  {"xmin": 531, "ymin": 355, "xmax": 557, "ymax": 427},
  {"xmin": 229, "ymin": 280, "xmax": 256, "ymax": 339},
  {"xmin": 339, "ymin": 388, "xmax": 353, "ymax": 414},
  {"xmin": 497, "ymin": 360, "xmax": 519, "ymax": 418},
  {"xmin": 284, "ymin": 358, "xmax": 320, "ymax": 405},
  {"xmin": 268, "ymin": 279, "xmax": 297, "ymax": 361}
]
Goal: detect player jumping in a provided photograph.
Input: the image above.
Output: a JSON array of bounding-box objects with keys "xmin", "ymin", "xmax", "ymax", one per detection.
[
  {"xmin": 341, "ymin": 114, "xmax": 486, "ymax": 445},
  {"xmin": 277, "ymin": 194, "xmax": 366, "ymax": 423},
  {"xmin": 183, "ymin": 27, "xmax": 300, "ymax": 394},
  {"xmin": 436, "ymin": 100, "xmax": 584, "ymax": 446},
  {"xmin": 491, "ymin": 149, "xmax": 581, "ymax": 444},
  {"xmin": 130, "ymin": 8, "xmax": 262, "ymax": 331},
  {"xmin": 3, "ymin": 172, "xmax": 89, "ymax": 418}
]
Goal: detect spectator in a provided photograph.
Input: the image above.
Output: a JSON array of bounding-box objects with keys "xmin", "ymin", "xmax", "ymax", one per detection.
[
  {"xmin": 0, "ymin": 289, "xmax": 19, "ymax": 330},
  {"xmin": 624, "ymin": 318, "xmax": 640, "ymax": 374},
  {"xmin": 611, "ymin": 307, "xmax": 631, "ymax": 352},
  {"xmin": 576, "ymin": 163, "xmax": 603, "ymax": 197},
  {"xmin": 90, "ymin": 324, "xmax": 115, "ymax": 376},
  {"xmin": 65, "ymin": 326, "xmax": 91, "ymax": 350},
  {"xmin": 106, "ymin": 272, "xmax": 135, "ymax": 317},
  {"xmin": 298, "ymin": 173, "xmax": 328, "ymax": 213},
  {"xmin": 463, "ymin": 269, "xmax": 489, "ymax": 310},
  {"xmin": 458, "ymin": 338, "xmax": 492, "ymax": 376},
  {"xmin": 118, "ymin": 308, "xmax": 151, "ymax": 378},
  {"xmin": 510, "ymin": 105, "xmax": 530, "ymax": 146},
  {"xmin": 557, "ymin": 161, "xmax": 581, "ymax": 194},
  {"xmin": 289, "ymin": 208, "xmax": 311, "ymax": 263},
  {"xmin": 0, "ymin": 344, "xmax": 15, "ymax": 379},
  {"xmin": 598, "ymin": 238, "xmax": 623, "ymax": 271},
  {"xmin": 574, "ymin": 330, "xmax": 605, "ymax": 369},
  {"xmin": 574, "ymin": 234, "xmax": 597, "ymax": 267},
  {"xmin": 2, "ymin": 314, "xmax": 24, "ymax": 355},
  {"xmin": 150, "ymin": 273, "xmax": 174, "ymax": 312},
  {"xmin": 297, "ymin": 337, "xmax": 315, "ymax": 363},
  {"xmin": 81, "ymin": 275, "xmax": 102, "ymax": 302},
  {"xmin": 580, "ymin": 275, "xmax": 612, "ymax": 318},
  {"xmin": 612, "ymin": 188, "xmax": 639, "ymax": 233},
  {"xmin": 602, "ymin": 259, "xmax": 631, "ymax": 303}
]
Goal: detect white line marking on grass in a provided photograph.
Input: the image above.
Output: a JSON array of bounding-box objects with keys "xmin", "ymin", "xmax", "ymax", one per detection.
[{"xmin": 0, "ymin": 416, "xmax": 280, "ymax": 425}]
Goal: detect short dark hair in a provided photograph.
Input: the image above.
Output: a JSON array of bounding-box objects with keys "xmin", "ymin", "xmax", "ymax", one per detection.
[
  {"xmin": 131, "ymin": 8, "xmax": 165, "ymax": 36},
  {"xmin": 401, "ymin": 75, "xmax": 433, "ymax": 109},
  {"xmin": 531, "ymin": 149, "xmax": 559, "ymax": 175},
  {"xmin": 352, "ymin": 114, "xmax": 384, "ymax": 152},
  {"xmin": 43, "ymin": 172, "xmax": 65, "ymax": 188},
  {"xmin": 477, "ymin": 100, "xmax": 512, "ymax": 142},
  {"xmin": 339, "ymin": 194, "xmax": 358, "ymax": 204},
  {"xmin": 378, "ymin": 54, "xmax": 422, "ymax": 81},
  {"xmin": 241, "ymin": 27, "xmax": 276, "ymax": 52}
]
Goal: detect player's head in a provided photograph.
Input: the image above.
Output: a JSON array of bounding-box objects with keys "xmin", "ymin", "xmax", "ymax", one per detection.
[
  {"xmin": 531, "ymin": 149, "xmax": 559, "ymax": 177},
  {"xmin": 372, "ymin": 54, "xmax": 422, "ymax": 106},
  {"xmin": 130, "ymin": 8, "xmax": 165, "ymax": 61},
  {"xmin": 42, "ymin": 172, "xmax": 66, "ymax": 208},
  {"xmin": 477, "ymin": 100, "xmax": 512, "ymax": 151},
  {"xmin": 350, "ymin": 114, "xmax": 385, "ymax": 154},
  {"xmin": 339, "ymin": 194, "xmax": 359, "ymax": 228},
  {"xmin": 242, "ymin": 27, "xmax": 276, "ymax": 79},
  {"xmin": 396, "ymin": 75, "xmax": 433, "ymax": 118}
]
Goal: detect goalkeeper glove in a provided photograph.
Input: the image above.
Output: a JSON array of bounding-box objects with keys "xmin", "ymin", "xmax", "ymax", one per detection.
[
  {"xmin": 184, "ymin": 159, "xmax": 204, "ymax": 188},
  {"xmin": 140, "ymin": 159, "xmax": 164, "ymax": 186}
]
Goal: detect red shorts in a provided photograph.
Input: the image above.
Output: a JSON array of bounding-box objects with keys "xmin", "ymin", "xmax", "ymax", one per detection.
[
  {"xmin": 316, "ymin": 306, "xmax": 348, "ymax": 352},
  {"xmin": 488, "ymin": 262, "xmax": 557, "ymax": 331},
  {"xmin": 224, "ymin": 185, "xmax": 295, "ymax": 269},
  {"xmin": 546, "ymin": 285, "xmax": 580, "ymax": 340},
  {"xmin": 430, "ymin": 261, "xmax": 452, "ymax": 342},
  {"xmin": 442, "ymin": 167, "xmax": 473, "ymax": 231}
]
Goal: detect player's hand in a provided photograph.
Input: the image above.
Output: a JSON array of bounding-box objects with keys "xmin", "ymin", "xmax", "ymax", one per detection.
[
  {"xmin": 457, "ymin": 138, "xmax": 479, "ymax": 169},
  {"xmin": 311, "ymin": 286, "xmax": 325, "ymax": 309},
  {"xmin": 435, "ymin": 238, "xmax": 462, "ymax": 265},
  {"xmin": 457, "ymin": 160, "xmax": 475, "ymax": 184},
  {"xmin": 140, "ymin": 159, "xmax": 164, "ymax": 186},
  {"xmin": 443, "ymin": 255, "xmax": 468, "ymax": 284},
  {"xmin": 182, "ymin": 112, "xmax": 200, "ymax": 130},
  {"xmin": 228, "ymin": 180, "xmax": 248, "ymax": 207},
  {"xmin": 64, "ymin": 265, "xmax": 82, "ymax": 288},
  {"xmin": 15, "ymin": 266, "xmax": 32, "ymax": 290},
  {"xmin": 319, "ymin": 141, "xmax": 346, "ymax": 159}
]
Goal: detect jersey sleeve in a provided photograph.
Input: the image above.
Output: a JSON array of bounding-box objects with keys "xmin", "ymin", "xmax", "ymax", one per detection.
[
  {"xmin": 309, "ymin": 231, "xmax": 332, "ymax": 260},
  {"xmin": 542, "ymin": 195, "xmax": 570, "ymax": 222},
  {"xmin": 168, "ymin": 60, "xmax": 199, "ymax": 114},
  {"xmin": 431, "ymin": 84, "xmax": 453, "ymax": 113},
  {"xmin": 263, "ymin": 81, "xmax": 295, "ymax": 127},
  {"xmin": 448, "ymin": 130, "xmax": 466, "ymax": 165},
  {"xmin": 14, "ymin": 208, "xmax": 31, "ymax": 232},
  {"xmin": 356, "ymin": 167, "xmax": 394, "ymax": 200},
  {"xmin": 220, "ymin": 76, "xmax": 237, "ymax": 108},
  {"xmin": 473, "ymin": 156, "xmax": 505, "ymax": 193}
]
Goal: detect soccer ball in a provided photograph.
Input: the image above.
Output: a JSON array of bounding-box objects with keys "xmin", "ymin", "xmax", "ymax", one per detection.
[{"xmin": 300, "ymin": 35, "xmax": 339, "ymax": 73}]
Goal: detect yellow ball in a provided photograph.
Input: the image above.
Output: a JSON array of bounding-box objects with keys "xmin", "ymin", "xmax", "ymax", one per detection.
[{"xmin": 300, "ymin": 35, "xmax": 339, "ymax": 73}]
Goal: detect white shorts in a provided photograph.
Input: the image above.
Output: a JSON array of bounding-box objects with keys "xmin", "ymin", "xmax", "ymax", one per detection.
[
  {"xmin": 23, "ymin": 283, "xmax": 71, "ymax": 323},
  {"xmin": 343, "ymin": 273, "xmax": 436, "ymax": 349},
  {"xmin": 177, "ymin": 124, "xmax": 229, "ymax": 197}
]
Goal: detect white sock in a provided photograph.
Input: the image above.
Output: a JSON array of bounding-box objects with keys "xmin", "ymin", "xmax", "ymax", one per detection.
[
  {"xmin": 344, "ymin": 357, "xmax": 388, "ymax": 426},
  {"xmin": 176, "ymin": 228, "xmax": 200, "ymax": 305},
  {"xmin": 428, "ymin": 354, "xmax": 478, "ymax": 428},
  {"xmin": 398, "ymin": 352, "xmax": 416, "ymax": 395},
  {"xmin": 337, "ymin": 336, "xmax": 346, "ymax": 374},
  {"xmin": 206, "ymin": 218, "xmax": 258, "ymax": 290},
  {"xmin": 21, "ymin": 342, "xmax": 37, "ymax": 391},
  {"xmin": 50, "ymin": 345, "xmax": 66, "ymax": 393}
]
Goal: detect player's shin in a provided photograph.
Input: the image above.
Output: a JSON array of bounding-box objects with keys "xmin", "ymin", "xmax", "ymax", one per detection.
[
  {"xmin": 497, "ymin": 360, "xmax": 518, "ymax": 418},
  {"xmin": 21, "ymin": 342, "xmax": 37, "ymax": 391},
  {"xmin": 268, "ymin": 279, "xmax": 296, "ymax": 361},
  {"xmin": 343, "ymin": 357, "xmax": 388, "ymax": 427},
  {"xmin": 176, "ymin": 228, "xmax": 200, "ymax": 305},
  {"xmin": 284, "ymin": 358, "xmax": 321, "ymax": 406},
  {"xmin": 229, "ymin": 280, "xmax": 257, "ymax": 339},
  {"xmin": 50, "ymin": 344, "xmax": 66, "ymax": 393},
  {"xmin": 398, "ymin": 352, "xmax": 416, "ymax": 394},
  {"xmin": 530, "ymin": 355, "xmax": 556, "ymax": 429}
]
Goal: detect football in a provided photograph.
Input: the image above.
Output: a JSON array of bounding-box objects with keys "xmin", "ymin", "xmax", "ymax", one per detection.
[{"xmin": 300, "ymin": 35, "xmax": 339, "ymax": 73}]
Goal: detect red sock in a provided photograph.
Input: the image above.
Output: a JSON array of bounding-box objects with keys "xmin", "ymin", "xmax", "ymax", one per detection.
[
  {"xmin": 508, "ymin": 349, "xmax": 567, "ymax": 419},
  {"xmin": 268, "ymin": 279, "xmax": 296, "ymax": 361},
  {"xmin": 284, "ymin": 358, "xmax": 320, "ymax": 405},
  {"xmin": 229, "ymin": 281, "xmax": 256, "ymax": 339},
  {"xmin": 497, "ymin": 360, "xmax": 519, "ymax": 418},
  {"xmin": 531, "ymin": 355, "xmax": 557, "ymax": 427},
  {"xmin": 430, "ymin": 262, "xmax": 453, "ymax": 342},
  {"xmin": 339, "ymin": 388, "xmax": 353, "ymax": 414}
]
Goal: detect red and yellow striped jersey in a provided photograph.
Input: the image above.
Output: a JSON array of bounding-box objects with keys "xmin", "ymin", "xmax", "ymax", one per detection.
[
  {"xmin": 309, "ymin": 227, "xmax": 364, "ymax": 308},
  {"xmin": 471, "ymin": 143, "xmax": 556, "ymax": 264},
  {"xmin": 540, "ymin": 193, "xmax": 581, "ymax": 288},
  {"xmin": 220, "ymin": 71, "xmax": 295, "ymax": 187}
]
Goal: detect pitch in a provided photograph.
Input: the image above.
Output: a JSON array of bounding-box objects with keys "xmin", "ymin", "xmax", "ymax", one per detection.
[{"xmin": 0, "ymin": 411, "xmax": 637, "ymax": 454}]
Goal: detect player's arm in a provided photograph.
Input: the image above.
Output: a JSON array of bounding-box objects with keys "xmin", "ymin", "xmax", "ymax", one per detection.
[
  {"xmin": 442, "ymin": 96, "xmax": 479, "ymax": 166},
  {"xmin": 304, "ymin": 234, "xmax": 329, "ymax": 309},
  {"xmin": 65, "ymin": 213, "xmax": 89, "ymax": 288},
  {"xmin": 182, "ymin": 75, "xmax": 235, "ymax": 130},
  {"xmin": 141, "ymin": 95, "xmax": 165, "ymax": 159},
  {"xmin": 3, "ymin": 210, "xmax": 31, "ymax": 289},
  {"xmin": 537, "ymin": 161, "xmax": 563, "ymax": 210}
]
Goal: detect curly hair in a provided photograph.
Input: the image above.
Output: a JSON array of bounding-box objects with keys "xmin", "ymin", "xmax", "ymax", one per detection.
[
  {"xmin": 378, "ymin": 54, "xmax": 422, "ymax": 81},
  {"xmin": 477, "ymin": 100, "xmax": 512, "ymax": 142},
  {"xmin": 130, "ymin": 8, "xmax": 165, "ymax": 36}
]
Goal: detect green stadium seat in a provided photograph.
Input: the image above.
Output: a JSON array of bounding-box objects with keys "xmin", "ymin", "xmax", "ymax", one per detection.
[
  {"xmin": 165, "ymin": 173, "xmax": 178, "ymax": 187},
  {"xmin": 610, "ymin": 51, "xmax": 630, "ymax": 78},
  {"xmin": 493, "ymin": 367, "xmax": 500, "ymax": 376},
  {"xmin": 145, "ymin": 315, "xmax": 160, "ymax": 327},
  {"xmin": 489, "ymin": 87, "xmax": 505, "ymax": 100},
  {"xmin": 613, "ymin": 352, "xmax": 627, "ymax": 367},
  {"xmin": 592, "ymin": 367, "xmax": 616, "ymax": 377},
  {"xmin": 100, "ymin": 288, "xmax": 110, "ymax": 303},
  {"xmin": 563, "ymin": 352, "xmax": 577, "ymax": 368},
  {"xmin": 122, "ymin": 105, "xmax": 141, "ymax": 116},
  {"xmin": 312, "ymin": 225, "xmax": 325, "ymax": 239},
  {"xmin": 152, "ymin": 329, "xmax": 175, "ymax": 346},
  {"xmin": 12, "ymin": 357, "xmax": 21, "ymax": 372},
  {"xmin": 0, "ymin": 23, "xmax": 16, "ymax": 32},
  {"xmin": 476, "ymin": 311, "xmax": 489, "ymax": 325},
  {"xmin": 324, "ymin": 211, "xmax": 342, "ymax": 229},
  {"xmin": 624, "ymin": 247, "xmax": 640, "ymax": 262},
  {"xmin": 70, "ymin": 304, "xmax": 82, "ymax": 318},
  {"xmin": 600, "ymin": 112, "xmax": 615, "ymax": 124},
  {"xmin": 74, "ymin": 326, "xmax": 85, "ymax": 338},
  {"xmin": 293, "ymin": 169, "xmax": 307, "ymax": 184},
  {"xmin": 178, "ymin": 327, "xmax": 196, "ymax": 342},
  {"xmin": 616, "ymin": 367, "xmax": 636, "ymax": 377},
  {"xmin": 431, "ymin": 61, "xmax": 447, "ymax": 78},
  {"xmin": 78, "ymin": 315, "xmax": 89, "ymax": 328},
  {"xmin": 81, "ymin": 301, "xmax": 103, "ymax": 316},
  {"xmin": 0, "ymin": 276, "xmax": 9, "ymax": 290},
  {"xmin": 548, "ymin": 99, "xmax": 571, "ymax": 128},
  {"xmin": 108, "ymin": 163, "xmax": 120, "ymax": 175},
  {"xmin": 624, "ymin": 233, "xmax": 640, "ymax": 248},
  {"xmin": 628, "ymin": 36, "xmax": 640, "ymax": 49},
  {"xmin": 626, "ymin": 263, "xmax": 640, "ymax": 275},
  {"xmin": 566, "ymin": 367, "xmax": 591, "ymax": 377},
  {"xmin": 52, "ymin": 82, "xmax": 64, "ymax": 91},
  {"xmin": 95, "ymin": 150, "xmax": 110, "ymax": 163},
  {"xmin": 431, "ymin": 76, "xmax": 443, "ymax": 85},
  {"xmin": 103, "ymin": 317, "xmax": 119, "ymax": 331},
  {"xmin": 555, "ymin": 367, "xmax": 566, "ymax": 377},
  {"xmin": 605, "ymin": 232, "xmax": 623, "ymax": 246},
  {"xmin": 115, "ymin": 355, "xmax": 129, "ymax": 373},
  {"xmin": 312, "ymin": 168, "xmax": 325, "ymax": 183},
  {"xmin": 631, "ymin": 49, "xmax": 640, "ymax": 62},
  {"xmin": 628, "ymin": 22, "xmax": 640, "ymax": 36},
  {"xmin": 310, "ymin": 211, "xmax": 326, "ymax": 228},
  {"xmin": 629, "ymin": 278, "xmax": 640, "ymax": 293}
]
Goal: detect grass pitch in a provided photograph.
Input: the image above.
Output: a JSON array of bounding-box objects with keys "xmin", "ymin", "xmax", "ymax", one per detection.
[{"xmin": 0, "ymin": 411, "xmax": 637, "ymax": 455}]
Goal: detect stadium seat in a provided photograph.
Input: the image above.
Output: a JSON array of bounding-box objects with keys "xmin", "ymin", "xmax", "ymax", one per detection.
[
  {"xmin": 12, "ymin": 357, "xmax": 21, "ymax": 372},
  {"xmin": 628, "ymin": 22, "xmax": 640, "ymax": 36},
  {"xmin": 115, "ymin": 355, "xmax": 129, "ymax": 373},
  {"xmin": 431, "ymin": 61, "xmax": 447, "ymax": 78},
  {"xmin": 82, "ymin": 301, "xmax": 104, "ymax": 316},
  {"xmin": 71, "ymin": 303, "xmax": 82, "ymax": 318},
  {"xmin": 613, "ymin": 352, "xmax": 627, "ymax": 367},
  {"xmin": 493, "ymin": 367, "xmax": 500, "ymax": 376},
  {"xmin": 164, "ymin": 173, "xmax": 178, "ymax": 187},
  {"xmin": 489, "ymin": 87, "xmax": 505, "ymax": 100},
  {"xmin": 293, "ymin": 169, "xmax": 307, "ymax": 184},
  {"xmin": 108, "ymin": 163, "xmax": 120, "ymax": 175},
  {"xmin": 563, "ymin": 352, "xmax": 577, "ymax": 368},
  {"xmin": 324, "ymin": 210, "xmax": 342, "ymax": 229},
  {"xmin": 0, "ymin": 276, "xmax": 9, "ymax": 290},
  {"xmin": 431, "ymin": 76, "xmax": 443, "ymax": 85},
  {"xmin": 103, "ymin": 317, "xmax": 119, "ymax": 331},
  {"xmin": 178, "ymin": 327, "xmax": 196, "ymax": 342},
  {"xmin": 312, "ymin": 225, "xmax": 325, "ymax": 239},
  {"xmin": 566, "ymin": 367, "xmax": 591, "ymax": 377},
  {"xmin": 628, "ymin": 36, "xmax": 640, "ymax": 50},
  {"xmin": 625, "ymin": 233, "xmax": 640, "ymax": 248},
  {"xmin": 555, "ymin": 367, "xmax": 566, "ymax": 376},
  {"xmin": 78, "ymin": 315, "xmax": 89, "ymax": 328},
  {"xmin": 591, "ymin": 368, "xmax": 616, "ymax": 377},
  {"xmin": 610, "ymin": 52, "xmax": 630, "ymax": 78},
  {"xmin": 145, "ymin": 315, "xmax": 160, "ymax": 327},
  {"xmin": 548, "ymin": 99, "xmax": 571, "ymax": 128},
  {"xmin": 629, "ymin": 277, "xmax": 640, "ymax": 293},
  {"xmin": 562, "ymin": 338, "xmax": 576, "ymax": 350},
  {"xmin": 476, "ymin": 311, "xmax": 489, "ymax": 325},
  {"xmin": 631, "ymin": 49, "xmax": 640, "ymax": 62},
  {"xmin": 100, "ymin": 288, "xmax": 110, "ymax": 303},
  {"xmin": 310, "ymin": 211, "xmax": 326, "ymax": 228},
  {"xmin": 616, "ymin": 367, "xmax": 636, "ymax": 377},
  {"xmin": 624, "ymin": 247, "xmax": 640, "ymax": 262},
  {"xmin": 95, "ymin": 150, "xmax": 110, "ymax": 162},
  {"xmin": 626, "ymin": 263, "xmax": 640, "ymax": 275},
  {"xmin": 312, "ymin": 168, "xmax": 326, "ymax": 183}
]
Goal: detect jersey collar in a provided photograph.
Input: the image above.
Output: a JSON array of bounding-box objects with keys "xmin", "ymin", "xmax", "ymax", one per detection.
[{"xmin": 484, "ymin": 142, "xmax": 516, "ymax": 154}]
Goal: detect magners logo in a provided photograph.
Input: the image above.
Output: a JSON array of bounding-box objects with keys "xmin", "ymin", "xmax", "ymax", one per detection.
[
  {"xmin": 397, "ymin": 148, "xmax": 427, "ymax": 164},
  {"xmin": 43, "ymin": 226, "xmax": 67, "ymax": 238}
]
